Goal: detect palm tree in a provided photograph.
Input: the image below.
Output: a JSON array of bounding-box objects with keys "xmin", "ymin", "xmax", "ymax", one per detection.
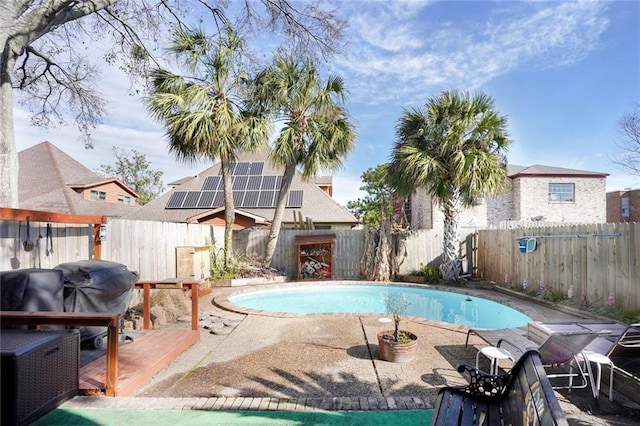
[
  {"xmin": 251, "ymin": 54, "xmax": 356, "ymax": 266},
  {"xmin": 390, "ymin": 90, "xmax": 512, "ymax": 283},
  {"xmin": 146, "ymin": 26, "xmax": 271, "ymax": 265}
]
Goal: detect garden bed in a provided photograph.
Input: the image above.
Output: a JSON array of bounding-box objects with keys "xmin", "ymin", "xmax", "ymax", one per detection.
[{"xmin": 210, "ymin": 276, "xmax": 288, "ymax": 287}]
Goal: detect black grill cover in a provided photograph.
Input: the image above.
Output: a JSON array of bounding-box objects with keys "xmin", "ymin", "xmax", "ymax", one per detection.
[{"xmin": 54, "ymin": 260, "xmax": 138, "ymax": 315}]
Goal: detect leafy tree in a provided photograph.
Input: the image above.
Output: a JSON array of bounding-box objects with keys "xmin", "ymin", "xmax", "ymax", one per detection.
[
  {"xmin": 146, "ymin": 26, "xmax": 271, "ymax": 266},
  {"xmin": 613, "ymin": 104, "xmax": 640, "ymax": 176},
  {"xmin": 390, "ymin": 90, "xmax": 512, "ymax": 283},
  {"xmin": 251, "ymin": 54, "xmax": 356, "ymax": 266},
  {"xmin": 97, "ymin": 147, "xmax": 164, "ymax": 205},
  {"xmin": 346, "ymin": 164, "xmax": 394, "ymax": 228},
  {"xmin": 0, "ymin": 1, "xmax": 345, "ymax": 207}
]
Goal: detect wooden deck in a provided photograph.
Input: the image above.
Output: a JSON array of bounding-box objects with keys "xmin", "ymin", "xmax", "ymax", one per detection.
[
  {"xmin": 80, "ymin": 328, "xmax": 200, "ymax": 396},
  {"xmin": 1, "ymin": 280, "xmax": 203, "ymax": 397}
]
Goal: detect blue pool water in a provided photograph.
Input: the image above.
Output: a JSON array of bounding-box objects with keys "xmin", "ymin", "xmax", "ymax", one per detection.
[{"xmin": 229, "ymin": 283, "xmax": 531, "ymax": 329}]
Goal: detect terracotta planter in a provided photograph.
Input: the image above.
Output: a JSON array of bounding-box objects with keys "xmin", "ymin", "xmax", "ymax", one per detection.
[{"xmin": 377, "ymin": 330, "xmax": 418, "ymax": 363}]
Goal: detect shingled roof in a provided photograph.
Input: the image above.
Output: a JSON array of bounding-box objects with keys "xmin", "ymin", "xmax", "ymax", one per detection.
[
  {"xmin": 507, "ymin": 164, "xmax": 609, "ymax": 178},
  {"xmin": 125, "ymin": 146, "xmax": 359, "ymax": 226},
  {"xmin": 18, "ymin": 141, "xmax": 140, "ymax": 217}
]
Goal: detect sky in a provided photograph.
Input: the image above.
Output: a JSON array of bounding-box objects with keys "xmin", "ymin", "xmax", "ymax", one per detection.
[{"xmin": 13, "ymin": 0, "xmax": 640, "ymax": 206}]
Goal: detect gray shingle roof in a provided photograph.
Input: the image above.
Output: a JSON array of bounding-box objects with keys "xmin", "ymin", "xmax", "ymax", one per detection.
[
  {"xmin": 126, "ymin": 146, "xmax": 358, "ymax": 226},
  {"xmin": 18, "ymin": 141, "xmax": 140, "ymax": 217},
  {"xmin": 507, "ymin": 164, "xmax": 609, "ymax": 178}
]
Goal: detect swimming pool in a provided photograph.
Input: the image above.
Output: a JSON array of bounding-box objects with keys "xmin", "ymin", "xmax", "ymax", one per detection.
[{"xmin": 227, "ymin": 283, "xmax": 531, "ymax": 329}]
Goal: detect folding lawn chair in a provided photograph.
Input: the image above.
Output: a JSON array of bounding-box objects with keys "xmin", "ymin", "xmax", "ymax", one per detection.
[{"xmin": 466, "ymin": 326, "xmax": 602, "ymax": 408}]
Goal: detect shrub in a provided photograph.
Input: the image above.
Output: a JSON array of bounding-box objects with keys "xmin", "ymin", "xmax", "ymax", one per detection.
[
  {"xmin": 384, "ymin": 293, "xmax": 412, "ymax": 342},
  {"xmin": 542, "ymin": 289, "xmax": 567, "ymax": 304},
  {"xmin": 209, "ymin": 243, "xmax": 285, "ymax": 280},
  {"xmin": 411, "ymin": 263, "xmax": 441, "ymax": 283}
]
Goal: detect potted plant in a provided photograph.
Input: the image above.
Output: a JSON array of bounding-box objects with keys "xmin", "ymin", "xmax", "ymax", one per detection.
[{"xmin": 377, "ymin": 293, "xmax": 418, "ymax": 363}]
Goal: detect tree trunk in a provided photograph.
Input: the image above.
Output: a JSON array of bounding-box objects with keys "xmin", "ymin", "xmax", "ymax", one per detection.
[
  {"xmin": 372, "ymin": 211, "xmax": 392, "ymax": 281},
  {"xmin": 440, "ymin": 191, "xmax": 462, "ymax": 283},
  {"xmin": 221, "ymin": 159, "xmax": 235, "ymax": 266},
  {"xmin": 263, "ymin": 163, "xmax": 296, "ymax": 266},
  {"xmin": 362, "ymin": 209, "xmax": 392, "ymax": 282},
  {"xmin": 0, "ymin": 29, "xmax": 18, "ymax": 207}
]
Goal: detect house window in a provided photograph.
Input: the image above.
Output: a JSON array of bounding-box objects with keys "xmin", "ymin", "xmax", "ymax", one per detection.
[
  {"xmin": 118, "ymin": 195, "xmax": 131, "ymax": 204},
  {"xmin": 621, "ymin": 196, "xmax": 630, "ymax": 219},
  {"xmin": 90, "ymin": 190, "xmax": 106, "ymax": 200},
  {"xmin": 548, "ymin": 183, "xmax": 574, "ymax": 203}
]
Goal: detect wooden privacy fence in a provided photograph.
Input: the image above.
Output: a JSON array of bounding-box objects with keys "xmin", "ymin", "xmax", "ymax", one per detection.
[
  {"xmin": 1, "ymin": 211, "xmax": 224, "ymax": 281},
  {"xmin": 2, "ymin": 210, "xmax": 443, "ymax": 281},
  {"xmin": 476, "ymin": 222, "xmax": 640, "ymax": 311},
  {"xmin": 101, "ymin": 219, "xmax": 224, "ymax": 281},
  {"xmin": 233, "ymin": 228, "xmax": 444, "ymax": 279}
]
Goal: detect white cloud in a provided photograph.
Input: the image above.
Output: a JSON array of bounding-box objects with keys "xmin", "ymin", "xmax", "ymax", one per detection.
[{"xmin": 337, "ymin": 0, "xmax": 610, "ymax": 104}]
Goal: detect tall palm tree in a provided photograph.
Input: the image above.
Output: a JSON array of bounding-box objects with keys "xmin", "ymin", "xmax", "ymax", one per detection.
[
  {"xmin": 390, "ymin": 90, "xmax": 512, "ymax": 283},
  {"xmin": 146, "ymin": 26, "xmax": 271, "ymax": 265},
  {"xmin": 251, "ymin": 54, "xmax": 356, "ymax": 266}
]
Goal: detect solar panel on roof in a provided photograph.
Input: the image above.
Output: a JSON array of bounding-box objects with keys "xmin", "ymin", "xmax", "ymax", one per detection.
[
  {"xmin": 183, "ymin": 191, "xmax": 202, "ymax": 208},
  {"xmin": 233, "ymin": 191, "xmax": 244, "ymax": 205},
  {"xmin": 235, "ymin": 162, "xmax": 250, "ymax": 175},
  {"xmin": 197, "ymin": 191, "xmax": 216, "ymax": 208},
  {"xmin": 213, "ymin": 191, "xmax": 224, "ymax": 207},
  {"xmin": 286, "ymin": 190, "xmax": 304, "ymax": 208},
  {"xmin": 249, "ymin": 162, "xmax": 264, "ymax": 175},
  {"xmin": 232, "ymin": 176, "xmax": 248, "ymax": 190},
  {"xmin": 261, "ymin": 175, "xmax": 276, "ymax": 190},
  {"xmin": 243, "ymin": 191, "xmax": 260, "ymax": 207},
  {"xmin": 166, "ymin": 191, "xmax": 187, "ymax": 208},
  {"xmin": 202, "ymin": 176, "xmax": 221, "ymax": 190},
  {"xmin": 247, "ymin": 175, "xmax": 262, "ymax": 190},
  {"xmin": 256, "ymin": 190, "xmax": 276, "ymax": 208}
]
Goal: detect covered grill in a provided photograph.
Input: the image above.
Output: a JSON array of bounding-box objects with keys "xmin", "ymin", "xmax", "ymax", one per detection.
[{"xmin": 54, "ymin": 260, "xmax": 138, "ymax": 348}]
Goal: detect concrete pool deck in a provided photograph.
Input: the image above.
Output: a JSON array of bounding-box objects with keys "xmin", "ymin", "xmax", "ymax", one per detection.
[{"xmin": 60, "ymin": 283, "xmax": 640, "ymax": 425}]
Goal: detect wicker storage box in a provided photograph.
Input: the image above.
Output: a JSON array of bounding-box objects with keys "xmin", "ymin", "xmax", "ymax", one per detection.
[{"xmin": 1, "ymin": 329, "xmax": 80, "ymax": 425}]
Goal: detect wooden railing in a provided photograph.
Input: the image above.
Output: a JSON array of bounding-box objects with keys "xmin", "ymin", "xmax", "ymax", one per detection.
[{"xmin": 0, "ymin": 311, "xmax": 120, "ymax": 396}]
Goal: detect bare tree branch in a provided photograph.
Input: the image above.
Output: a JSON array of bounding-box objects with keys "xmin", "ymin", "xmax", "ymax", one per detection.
[
  {"xmin": 1, "ymin": 0, "xmax": 347, "ymax": 206},
  {"xmin": 613, "ymin": 104, "xmax": 640, "ymax": 176}
]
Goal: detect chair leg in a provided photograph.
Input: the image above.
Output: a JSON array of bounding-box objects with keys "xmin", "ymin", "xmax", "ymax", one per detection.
[
  {"xmin": 593, "ymin": 362, "xmax": 602, "ymax": 395},
  {"xmin": 608, "ymin": 362, "xmax": 614, "ymax": 401},
  {"xmin": 581, "ymin": 355, "xmax": 600, "ymax": 409}
]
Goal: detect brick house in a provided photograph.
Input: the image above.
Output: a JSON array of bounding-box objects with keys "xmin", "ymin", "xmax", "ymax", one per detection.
[
  {"xmin": 408, "ymin": 164, "xmax": 609, "ymax": 232},
  {"xmin": 17, "ymin": 141, "xmax": 140, "ymax": 216},
  {"xmin": 607, "ymin": 188, "xmax": 640, "ymax": 222}
]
